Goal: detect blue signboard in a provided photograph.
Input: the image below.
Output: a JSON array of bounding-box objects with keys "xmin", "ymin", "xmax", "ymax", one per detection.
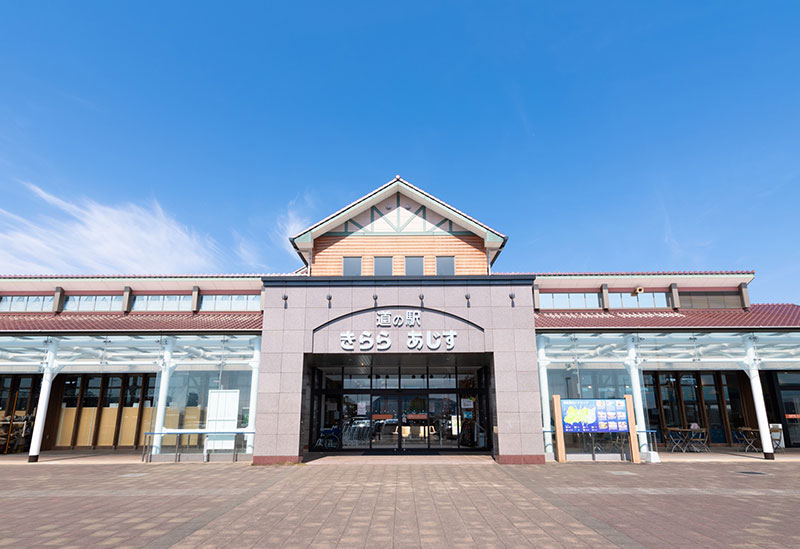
[{"xmin": 560, "ymin": 399, "xmax": 629, "ymax": 433}]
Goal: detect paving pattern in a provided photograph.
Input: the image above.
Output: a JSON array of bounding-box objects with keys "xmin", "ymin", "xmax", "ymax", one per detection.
[{"xmin": 1, "ymin": 457, "xmax": 799, "ymax": 548}]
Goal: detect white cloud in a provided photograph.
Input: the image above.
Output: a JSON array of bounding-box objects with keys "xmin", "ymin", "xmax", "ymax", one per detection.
[
  {"xmin": 232, "ymin": 230, "xmax": 271, "ymax": 272},
  {"xmin": 272, "ymin": 193, "xmax": 314, "ymax": 260},
  {"xmin": 0, "ymin": 183, "xmax": 221, "ymax": 274}
]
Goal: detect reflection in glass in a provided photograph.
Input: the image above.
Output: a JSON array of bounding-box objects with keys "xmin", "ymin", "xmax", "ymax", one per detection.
[
  {"xmin": 402, "ymin": 395, "xmax": 428, "ymax": 448},
  {"xmin": 701, "ymin": 374, "xmax": 725, "ymax": 442},
  {"xmin": 371, "ymin": 395, "xmax": 398, "ymax": 449},
  {"xmin": 428, "ymin": 393, "xmax": 458, "ymax": 448},
  {"xmin": 428, "ymin": 367, "xmax": 456, "ymax": 389},
  {"xmin": 342, "ymin": 394, "xmax": 371, "ymax": 449},
  {"xmin": 343, "ymin": 367, "xmax": 370, "ymax": 390},
  {"xmin": 401, "ymin": 367, "xmax": 427, "ymax": 389},
  {"xmin": 372, "ymin": 367, "xmax": 398, "ymax": 390}
]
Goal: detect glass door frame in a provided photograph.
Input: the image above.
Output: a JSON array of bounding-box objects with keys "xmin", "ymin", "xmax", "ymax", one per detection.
[
  {"xmin": 644, "ymin": 370, "xmax": 736, "ymax": 446},
  {"xmin": 308, "ymin": 362, "xmax": 491, "ymax": 453}
]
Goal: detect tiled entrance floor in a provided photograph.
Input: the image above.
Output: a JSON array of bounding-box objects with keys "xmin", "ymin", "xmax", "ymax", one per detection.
[{"xmin": 2, "ymin": 459, "xmax": 799, "ymax": 547}]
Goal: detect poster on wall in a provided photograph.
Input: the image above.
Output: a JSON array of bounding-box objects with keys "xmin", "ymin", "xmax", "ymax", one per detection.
[{"xmin": 560, "ymin": 399, "xmax": 629, "ymax": 433}]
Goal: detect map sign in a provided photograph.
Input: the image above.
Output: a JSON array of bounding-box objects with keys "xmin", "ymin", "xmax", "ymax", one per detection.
[{"xmin": 560, "ymin": 399, "xmax": 629, "ymax": 433}]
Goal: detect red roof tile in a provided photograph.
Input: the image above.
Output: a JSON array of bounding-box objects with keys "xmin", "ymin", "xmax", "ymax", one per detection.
[
  {"xmin": 0, "ymin": 312, "xmax": 263, "ymax": 333},
  {"xmin": 534, "ymin": 303, "xmax": 800, "ymax": 330},
  {"xmin": 496, "ymin": 270, "xmax": 755, "ymax": 276}
]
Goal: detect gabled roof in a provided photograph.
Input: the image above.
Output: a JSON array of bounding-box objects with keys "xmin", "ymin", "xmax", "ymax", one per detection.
[
  {"xmin": 290, "ymin": 176, "xmax": 508, "ymax": 265},
  {"xmin": 534, "ymin": 303, "xmax": 800, "ymax": 330}
]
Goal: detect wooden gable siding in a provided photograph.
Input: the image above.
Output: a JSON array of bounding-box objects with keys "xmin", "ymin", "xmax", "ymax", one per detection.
[{"xmin": 311, "ymin": 234, "xmax": 488, "ymax": 276}]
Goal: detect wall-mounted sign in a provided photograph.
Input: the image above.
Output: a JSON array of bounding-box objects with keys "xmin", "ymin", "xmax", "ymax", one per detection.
[
  {"xmin": 460, "ymin": 398, "xmax": 474, "ymax": 409},
  {"xmin": 560, "ymin": 399, "xmax": 629, "ymax": 433},
  {"xmin": 338, "ymin": 310, "xmax": 457, "ymax": 352}
]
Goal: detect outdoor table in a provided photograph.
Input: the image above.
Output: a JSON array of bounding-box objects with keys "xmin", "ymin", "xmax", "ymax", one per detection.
[
  {"xmin": 665, "ymin": 428, "xmax": 691, "ymax": 452},
  {"xmin": 665, "ymin": 428, "xmax": 709, "ymax": 452}
]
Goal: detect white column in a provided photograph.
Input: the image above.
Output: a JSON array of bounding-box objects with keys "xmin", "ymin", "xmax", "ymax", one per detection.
[
  {"xmin": 152, "ymin": 338, "xmax": 175, "ymax": 455},
  {"xmin": 536, "ymin": 336, "xmax": 553, "ymax": 454},
  {"xmin": 743, "ymin": 338, "xmax": 774, "ymax": 459},
  {"xmin": 28, "ymin": 340, "xmax": 59, "ymax": 463},
  {"xmin": 625, "ymin": 336, "xmax": 649, "ymax": 454},
  {"xmin": 246, "ymin": 336, "xmax": 261, "ymax": 454}
]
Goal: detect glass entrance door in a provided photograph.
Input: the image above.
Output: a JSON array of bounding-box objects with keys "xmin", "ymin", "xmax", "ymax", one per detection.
[
  {"xmin": 780, "ymin": 389, "xmax": 800, "ymax": 447},
  {"xmin": 371, "ymin": 395, "xmax": 399, "ymax": 450},
  {"xmin": 401, "ymin": 395, "xmax": 428, "ymax": 450}
]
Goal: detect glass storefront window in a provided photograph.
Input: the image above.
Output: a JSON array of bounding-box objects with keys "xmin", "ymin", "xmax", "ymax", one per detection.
[
  {"xmin": 643, "ymin": 373, "xmax": 662, "ymax": 441},
  {"xmin": 778, "ymin": 372, "xmax": 800, "ymax": 385},
  {"xmin": 162, "ymin": 368, "xmax": 252, "ymax": 431},
  {"xmin": 680, "ymin": 374, "xmax": 700, "ymax": 426},
  {"xmin": 320, "ymin": 367, "xmax": 342, "ymax": 390},
  {"xmin": 659, "ymin": 374, "xmax": 681, "ymax": 428},
  {"xmin": 343, "ymin": 367, "xmax": 370, "ymax": 389},
  {"xmin": 428, "ymin": 367, "xmax": 456, "ymax": 389},
  {"xmin": 0, "ymin": 376, "xmax": 11, "ymax": 411},
  {"xmin": 82, "ymin": 376, "xmax": 102, "ymax": 408},
  {"xmin": 102, "ymin": 377, "xmax": 122, "ymax": 406},
  {"xmin": 701, "ymin": 374, "xmax": 726, "ymax": 442},
  {"xmin": 372, "ymin": 367, "xmax": 399, "ymax": 390},
  {"xmin": 123, "ymin": 376, "xmax": 143, "ymax": 407},
  {"xmin": 722, "ymin": 373, "xmax": 746, "ymax": 429},
  {"xmin": 458, "ymin": 367, "xmax": 479, "ymax": 389},
  {"xmin": 401, "ymin": 367, "xmax": 427, "ymax": 389}
]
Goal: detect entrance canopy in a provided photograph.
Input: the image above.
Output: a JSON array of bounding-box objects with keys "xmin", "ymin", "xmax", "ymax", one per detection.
[{"xmin": 0, "ymin": 334, "xmax": 260, "ymax": 374}]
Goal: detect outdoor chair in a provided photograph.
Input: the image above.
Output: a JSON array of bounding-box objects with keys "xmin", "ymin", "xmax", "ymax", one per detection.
[
  {"xmin": 665, "ymin": 429, "xmax": 686, "ymax": 452},
  {"xmin": 687, "ymin": 428, "xmax": 709, "ymax": 452},
  {"xmin": 733, "ymin": 428, "xmax": 759, "ymax": 452}
]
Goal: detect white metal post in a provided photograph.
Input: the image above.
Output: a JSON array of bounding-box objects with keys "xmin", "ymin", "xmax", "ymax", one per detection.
[
  {"xmin": 28, "ymin": 340, "xmax": 59, "ymax": 463},
  {"xmin": 152, "ymin": 338, "xmax": 175, "ymax": 455},
  {"xmin": 625, "ymin": 336, "xmax": 650, "ymax": 457},
  {"xmin": 246, "ymin": 337, "xmax": 261, "ymax": 454},
  {"xmin": 536, "ymin": 336, "xmax": 553, "ymax": 455},
  {"xmin": 743, "ymin": 338, "xmax": 774, "ymax": 460}
]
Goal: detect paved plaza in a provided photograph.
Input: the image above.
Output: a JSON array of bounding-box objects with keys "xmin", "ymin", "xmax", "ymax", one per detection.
[{"xmin": 1, "ymin": 455, "xmax": 800, "ymax": 548}]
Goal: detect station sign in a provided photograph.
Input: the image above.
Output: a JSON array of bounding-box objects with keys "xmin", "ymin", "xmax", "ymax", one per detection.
[{"xmin": 339, "ymin": 310, "xmax": 458, "ymax": 352}]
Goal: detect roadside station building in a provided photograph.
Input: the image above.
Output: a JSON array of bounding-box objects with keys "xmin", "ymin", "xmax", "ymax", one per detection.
[{"xmin": 1, "ymin": 177, "xmax": 799, "ymax": 464}]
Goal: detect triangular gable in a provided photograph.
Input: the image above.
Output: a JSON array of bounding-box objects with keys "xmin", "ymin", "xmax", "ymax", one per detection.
[
  {"xmin": 290, "ymin": 176, "xmax": 507, "ymax": 265},
  {"xmin": 326, "ymin": 193, "xmax": 473, "ymax": 236}
]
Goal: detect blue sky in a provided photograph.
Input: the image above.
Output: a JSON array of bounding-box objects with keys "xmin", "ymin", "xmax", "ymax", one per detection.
[{"xmin": 1, "ymin": 3, "xmax": 799, "ymax": 303}]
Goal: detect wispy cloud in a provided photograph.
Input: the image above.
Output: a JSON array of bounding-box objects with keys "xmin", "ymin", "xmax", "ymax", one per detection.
[
  {"xmin": 232, "ymin": 230, "xmax": 271, "ymax": 272},
  {"xmin": 0, "ymin": 183, "xmax": 221, "ymax": 274},
  {"xmin": 272, "ymin": 193, "xmax": 314, "ymax": 259}
]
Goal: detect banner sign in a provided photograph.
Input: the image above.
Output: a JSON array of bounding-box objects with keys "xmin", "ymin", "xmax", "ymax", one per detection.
[{"xmin": 560, "ymin": 398, "xmax": 629, "ymax": 433}]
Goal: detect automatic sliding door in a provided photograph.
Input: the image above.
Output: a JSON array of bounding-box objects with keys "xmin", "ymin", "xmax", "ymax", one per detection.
[
  {"xmin": 371, "ymin": 395, "xmax": 399, "ymax": 450},
  {"xmin": 342, "ymin": 394, "xmax": 370, "ymax": 449},
  {"xmin": 429, "ymin": 393, "xmax": 458, "ymax": 449},
  {"xmin": 401, "ymin": 395, "xmax": 428, "ymax": 450}
]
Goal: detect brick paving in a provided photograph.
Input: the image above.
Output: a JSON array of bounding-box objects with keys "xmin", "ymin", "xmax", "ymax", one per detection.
[{"xmin": 1, "ymin": 457, "xmax": 800, "ymax": 547}]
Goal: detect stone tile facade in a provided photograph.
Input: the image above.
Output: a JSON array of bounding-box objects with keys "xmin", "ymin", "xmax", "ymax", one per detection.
[{"xmin": 253, "ymin": 276, "xmax": 543, "ymax": 464}]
